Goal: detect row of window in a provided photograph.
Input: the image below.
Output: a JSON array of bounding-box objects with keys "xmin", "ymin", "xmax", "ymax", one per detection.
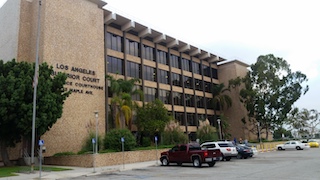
[
  {"xmin": 108, "ymin": 56, "xmax": 215, "ymax": 92},
  {"xmin": 173, "ymin": 112, "xmax": 215, "ymax": 126},
  {"xmin": 107, "ymin": 32, "xmax": 218, "ymax": 78},
  {"xmin": 108, "ymin": 85, "xmax": 214, "ymax": 109}
]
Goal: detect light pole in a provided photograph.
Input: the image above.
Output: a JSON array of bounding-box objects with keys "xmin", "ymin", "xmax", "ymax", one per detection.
[
  {"xmin": 217, "ymin": 119, "xmax": 222, "ymax": 140},
  {"xmin": 31, "ymin": 0, "xmax": 42, "ymax": 172},
  {"xmin": 257, "ymin": 122, "xmax": 262, "ymax": 144},
  {"xmin": 94, "ymin": 111, "xmax": 99, "ymax": 154}
]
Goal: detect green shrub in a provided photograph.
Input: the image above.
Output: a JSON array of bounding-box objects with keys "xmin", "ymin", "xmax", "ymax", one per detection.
[
  {"xmin": 53, "ymin": 151, "xmax": 76, "ymax": 157},
  {"xmin": 196, "ymin": 125, "xmax": 218, "ymax": 144},
  {"xmin": 162, "ymin": 129, "xmax": 188, "ymax": 145},
  {"xmin": 104, "ymin": 128, "xmax": 136, "ymax": 151},
  {"xmin": 80, "ymin": 132, "xmax": 103, "ymax": 153},
  {"xmin": 141, "ymin": 137, "xmax": 151, "ymax": 147}
]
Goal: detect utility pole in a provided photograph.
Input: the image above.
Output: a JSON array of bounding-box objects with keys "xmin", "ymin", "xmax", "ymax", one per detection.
[{"xmin": 31, "ymin": 0, "xmax": 42, "ymax": 172}]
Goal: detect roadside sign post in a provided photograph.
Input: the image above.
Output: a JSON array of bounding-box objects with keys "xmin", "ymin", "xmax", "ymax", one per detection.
[
  {"xmin": 38, "ymin": 140, "xmax": 44, "ymax": 180},
  {"xmin": 92, "ymin": 138, "xmax": 96, "ymax": 173},
  {"xmin": 155, "ymin": 136, "xmax": 158, "ymax": 165},
  {"xmin": 121, "ymin": 137, "xmax": 125, "ymax": 169}
]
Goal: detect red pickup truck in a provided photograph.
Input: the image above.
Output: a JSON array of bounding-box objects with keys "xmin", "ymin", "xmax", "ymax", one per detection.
[{"xmin": 160, "ymin": 143, "xmax": 222, "ymax": 167}]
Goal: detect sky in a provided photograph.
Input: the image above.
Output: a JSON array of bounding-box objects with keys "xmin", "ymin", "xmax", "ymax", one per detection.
[{"xmin": 1, "ymin": 0, "xmax": 319, "ymax": 114}]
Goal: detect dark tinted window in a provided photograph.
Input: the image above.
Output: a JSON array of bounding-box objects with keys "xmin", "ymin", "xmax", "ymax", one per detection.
[{"xmin": 218, "ymin": 143, "xmax": 235, "ymax": 147}]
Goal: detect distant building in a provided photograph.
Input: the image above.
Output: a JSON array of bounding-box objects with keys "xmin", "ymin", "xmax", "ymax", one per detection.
[{"xmin": 0, "ymin": 0, "xmax": 254, "ymax": 160}]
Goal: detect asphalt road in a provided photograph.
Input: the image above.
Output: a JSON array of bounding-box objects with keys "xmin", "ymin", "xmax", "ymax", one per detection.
[{"xmin": 68, "ymin": 148, "xmax": 320, "ymax": 180}]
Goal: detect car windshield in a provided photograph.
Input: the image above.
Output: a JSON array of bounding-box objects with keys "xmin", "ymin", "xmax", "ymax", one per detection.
[{"xmin": 309, "ymin": 140, "xmax": 317, "ymax": 142}]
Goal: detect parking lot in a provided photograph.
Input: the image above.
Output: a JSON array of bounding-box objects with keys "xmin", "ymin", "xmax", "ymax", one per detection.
[{"xmin": 70, "ymin": 148, "xmax": 320, "ymax": 180}]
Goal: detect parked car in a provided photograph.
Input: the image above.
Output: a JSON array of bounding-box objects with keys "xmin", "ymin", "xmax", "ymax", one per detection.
[
  {"xmin": 160, "ymin": 143, "xmax": 222, "ymax": 167},
  {"xmin": 201, "ymin": 141, "xmax": 238, "ymax": 161},
  {"xmin": 237, "ymin": 144, "xmax": 258, "ymax": 157},
  {"xmin": 235, "ymin": 145, "xmax": 253, "ymax": 159},
  {"xmin": 307, "ymin": 139, "xmax": 319, "ymax": 148},
  {"xmin": 276, "ymin": 141, "xmax": 309, "ymax": 150}
]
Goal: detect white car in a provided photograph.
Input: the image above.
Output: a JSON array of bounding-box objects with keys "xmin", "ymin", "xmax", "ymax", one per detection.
[
  {"xmin": 276, "ymin": 141, "xmax": 310, "ymax": 150},
  {"xmin": 201, "ymin": 141, "xmax": 238, "ymax": 161}
]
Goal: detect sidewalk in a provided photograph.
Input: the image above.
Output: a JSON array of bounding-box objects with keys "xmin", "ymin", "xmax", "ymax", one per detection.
[{"xmin": 1, "ymin": 160, "xmax": 160, "ymax": 180}]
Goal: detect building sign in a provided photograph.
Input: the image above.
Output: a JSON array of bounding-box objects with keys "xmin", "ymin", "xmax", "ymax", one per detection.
[{"xmin": 53, "ymin": 63, "xmax": 103, "ymax": 95}]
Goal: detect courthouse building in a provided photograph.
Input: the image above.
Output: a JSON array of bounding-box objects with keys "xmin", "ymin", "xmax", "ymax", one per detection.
[{"xmin": 0, "ymin": 0, "xmax": 250, "ymax": 158}]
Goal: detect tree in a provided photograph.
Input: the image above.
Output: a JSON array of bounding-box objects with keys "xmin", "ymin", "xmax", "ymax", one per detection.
[
  {"xmin": 273, "ymin": 127, "xmax": 293, "ymax": 140},
  {"xmin": 162, "ymin": 119, "xmax": 188, "ymax": 145},
  {"xmin": 106, "ymin": 75, "xmax": 142, "ymax": 129},
  {"xmin": 211, "ymin": 83, "xmax": 232, "ymax": 139},
  {"xmin": 136, "ymin": 99, "xmax": 171, "ymax": 142},
  {"xmin": 196, "ymin": 119, "xmax": 218, "ymax": 143},
  {"xmin": 0, "ymin": 59, "xmax": 70, "ymax": 166},
  {"xmin": 240, "ymin": 54, "xmax": 308, "ymax": 140},
  {"xmin": 287, "ymin": 108, "xmax": 320, "ymax": 138}
]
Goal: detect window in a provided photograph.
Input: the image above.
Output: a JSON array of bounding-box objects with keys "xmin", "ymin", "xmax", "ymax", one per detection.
[
  {"xmin": 180, "ymin": 145, "xmax": 187, "ymax": 151},
  {"xmin": 142, "ymin": 44, "xmax": 155, "ymax": 61},
  {"xmin": 203, "ymin": 65, "xmax": 210, "ymax": 77},
  {"xmin": 196, "ymin": 96, "xmax": 205, "ymax": 108},
  {"xmin": 184, "ymin": 76, "xmax": 193, "ymax": 89},
  {"xmin": 125, "ymin": 39, "xmax": 140, "ymax": 57},
  {"xmin": 144, "ymin": 66, "xmax": 156, "ymax": 81},
  {"xmin": 211, "ymin": 68, "xmax": 218, "ymax": 79},
  {"xmin": 194, "ymin": 79, "xmax": 203, "ymax": 91},
  {"xmin": 144, "ymin": 87, "xmax": 156, "ymax": 102},
  {"xmin": 171, "ymin": 73, "xmax": 182, "ymax": 87},
  {"xmin": 106, "ymin": 32, "xmax": 123, "ymax": 52},
  {"xmin": 192, "ymin": 62, "xmax": 201, "ymax": 74},
  {"xmin": 181, "ymin": 58, "xmax": 191, "ymax": 72},
  {"xmin": 158, "ymin": 69, "xmax": 169, "ymax": 84},
  {"xmin": 159, "ymin": 89, "xmax": 171, "ymax": 104},
  {"xmin": 172, "ymin": 92, "xmax": 183, "ymax": 106},
  {"xmin": 132, "ymin": 85, "xmax": 141, "ymax": 101},
  {"xmin": 170, "ymin": 54, "xmax": 180, "ymax": 69},
  {"xmin": 127, "ymin": 61, "xmax": 141, "ymax": 78},
  {"xmin": 207, "ymin": 98, "xmax": 214, "ymax": 109},
  {"xmin": 187, "ymin": 113, "xmax": 196, "ymax": 126},
  {"xmin": 204, "ymin": 81, "xmax": 212, "ymax": 93},
  {"xmin": 107, "ymin": 56, "xmax": 124, "ymax": 75},
  {"xmin": 157, "ymin": 50, "xmax": 168, "ymax": 65},
  {"xmin": 175, "ymin": 112, "xmax": 185, "ymax": 125},
  {"xmin": 185, "ymin": 94, "xmax": 194, "ymax": 107}
]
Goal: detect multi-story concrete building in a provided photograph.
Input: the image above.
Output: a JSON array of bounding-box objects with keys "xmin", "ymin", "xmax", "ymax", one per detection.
[{"xmin": 0, "ymin": 0, "xmax": 251, "ymax": 159}]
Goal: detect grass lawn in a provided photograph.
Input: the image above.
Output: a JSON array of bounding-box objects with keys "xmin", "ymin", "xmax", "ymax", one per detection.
[{"xmin": 0, "ymin": 166, "xmax": 73, "ymax": 178}]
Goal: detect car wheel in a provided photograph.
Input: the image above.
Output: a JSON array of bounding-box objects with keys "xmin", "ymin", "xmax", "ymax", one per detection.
[
  {"xmin": 208, "ymin": 162, "xmax": 216, "ymax": 167},
  {"xmin": 225, "ymin": 157, "xmax": 231, "ymax": 161},
  {"xmin": 237, "ymin": 154, "xmax": 242, "ymax": 159},
  {"xmin": 177, "ymin": 162, "xmax": 182, "ymax": 166},
  {"xmin": 161, "ymin": 157, "xmax": 169, "ymax": 166},
  {"xmin": 278, "ymin": 147, "xmax": 283, "ymax": 150},
  {"xmin": 244, "ymin": 156, "xmax": 248, "ymax": 159},
  {"xmin": 192, "ymin": 157, "xmax": 202, "ymax": 167},
  {"xmin": 296, "ymin": 146, "xmax": 301, "ymax": 150}
]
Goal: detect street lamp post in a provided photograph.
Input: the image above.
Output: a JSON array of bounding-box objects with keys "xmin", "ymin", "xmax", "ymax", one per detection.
[
  {"xmin": 94, "ymin": 111, "xmax": 99, "ymax": 154},
  {"xmin": 217, "ymin": 119, "xmax": 222, "ymax": 140},
  {"xmin": 257, "ymin": 122, "xmax": 262, "ymax": 144}
]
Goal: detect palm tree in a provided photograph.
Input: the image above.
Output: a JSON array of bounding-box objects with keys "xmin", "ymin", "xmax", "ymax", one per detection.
[
  {"xmin": 211, "ymin": 83, "xmax": 232, "ymax": 139},
  {"xmin": 106, "ymin": 75, "xmax": 142, "ymax": 129}
]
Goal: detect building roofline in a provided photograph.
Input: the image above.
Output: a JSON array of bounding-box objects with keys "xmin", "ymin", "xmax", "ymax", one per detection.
[
  {"xmin": 87, "ymin": 0, "xmax": 107, "ymax": 8},
  {"xmin": 218, "ymin": 59, "xmax": 250, "ymax": 67},
  {"xmin": 102, "ymin": 6, "xmax": 227, "ymax": 64}
]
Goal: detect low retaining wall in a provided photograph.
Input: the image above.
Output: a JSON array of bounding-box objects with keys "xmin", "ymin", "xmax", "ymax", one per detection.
[{"xmin": 44, "ymin": 149, "xmax": 169, "ymax": 168}]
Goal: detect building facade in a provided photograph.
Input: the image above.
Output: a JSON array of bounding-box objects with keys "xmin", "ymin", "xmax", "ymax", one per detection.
[{"xmin": 0, "ymin": 0, "xmax": 250, "ymax": 158}]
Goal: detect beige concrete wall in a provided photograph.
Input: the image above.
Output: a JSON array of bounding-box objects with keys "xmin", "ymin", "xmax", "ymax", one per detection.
[
  {"xmin": 45, "ymin": 149, "xmax": 169, "ymax": 167},
  {"xmin": 9, "ymin": 0, "xmax": 106, "ymax": 156},
  {"xmin": 218, "ymin": 60, "xmax": 249, "ymax": 140},
  {"xmin": 0, "ymin": 0, "xmax": 21, "ymax": 62},
  {"xmin": 39, "ymin": 0, "xmax": 106, "ymax": 156}
]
